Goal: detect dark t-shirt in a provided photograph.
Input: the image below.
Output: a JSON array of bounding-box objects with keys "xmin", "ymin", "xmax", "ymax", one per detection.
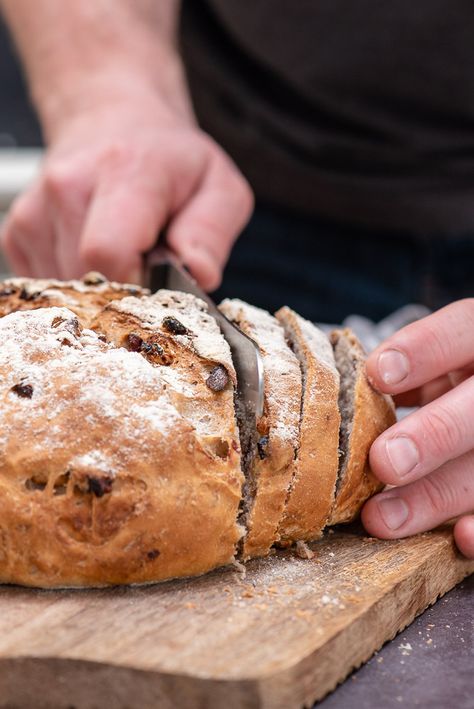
[{"xmin": 180, "ymin": 1, "xmax": 474, "ymax": 234}]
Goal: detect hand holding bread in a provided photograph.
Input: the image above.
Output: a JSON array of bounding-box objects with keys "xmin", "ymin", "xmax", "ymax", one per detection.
[{"xmin": 362, "ymin": 298, "xmax": 474, "ymax": 560}]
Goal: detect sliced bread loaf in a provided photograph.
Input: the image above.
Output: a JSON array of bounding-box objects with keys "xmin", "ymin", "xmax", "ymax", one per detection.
[
  {"xmin": 0, "ymin": 292, "xmax": 244, "ymax": 588},
  {"xmin": 219, "ymin": 299, "xmax": 302, "ymax": 560},
  {"xmin": 275, "ymin": 307, "xmax": 340, "ymax": 542},
  {"xmin": 328, "ymin": 328, "xmax": 396, "ymax": 525}
]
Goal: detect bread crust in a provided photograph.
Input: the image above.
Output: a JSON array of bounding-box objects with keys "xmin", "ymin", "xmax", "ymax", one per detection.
[
  {"xmin": 219, "ymin": 300, "xmax": 302, "ymax": 560},
  {"xmin": 0, "ymin": 298, "xmax": 243, "ymax": 588},
  {"xmin": 328, "ymin": 329, "xmax": 396, "ymax": 525},
  {"xmin": 0, "ymin": 273, "xmax": 146, "ymax": 328},
  {"xmin": 0, "ymin": 274, "xmax": 397, "ymax": 587},
  {"xmin": 276, "ymin": 308, "xmax": 340, "ymax": 542}
]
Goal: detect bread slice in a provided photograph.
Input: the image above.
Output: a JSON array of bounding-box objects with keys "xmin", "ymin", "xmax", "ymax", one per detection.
[
  {"xmin": 275, "ymin": 307, "xmax": 340, "ymax": 542},
  {"xmin": 0, "ymin": 272, "xmax": 146, "ymax": 328},
  {"xmin": 219, "ymin": 299, "xmax": 302, "ymax": 560},
  {"xmin": 328, "ymin": 329, "xmax": 396, "ymax": 525},
  {"xmin": 92, "ymin": 289, "xmax": 243, "ymax": 472},
  {"xmin": 0, "ymin": 293, "xmax": 244, "ymax": 588}
]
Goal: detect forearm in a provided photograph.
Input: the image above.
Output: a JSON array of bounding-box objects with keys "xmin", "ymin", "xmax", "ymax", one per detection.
[{"xmin": 0, "ymin": 0, "xmax": 191, "ymax": 137}]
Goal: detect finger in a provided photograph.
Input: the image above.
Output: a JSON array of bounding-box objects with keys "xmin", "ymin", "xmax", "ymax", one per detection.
[
  {"xmin": 454, "ymin": 515, "xmax": 474, "ymax": 559},
  {"xmin": 370, "ymin": 375, "xmax": 474, "ymax": 486},
  {"xmin": 44, "ymin": 166, "xmax": 93, "ymax": 280},
  {"xmin": 79, "ymin": 172, "xmax": 170, "ymax": 282},
  {"xmin": 166, "ymin": 152, "xmax": 254, "ymax": 291},
  {"xmin": 366, "ymin": 299, "xmax": 474, "ymax": 395},
  {"xmin": 0, "ymin": 186, "xmax": 58, "ymax": 278},
  {"xmin": 393, "ymin": 374, "xmax": 454, "ymax": 408},
  {"xmin": 1, "ymin": 213, "xmax": 32, "ymax": 276},
  {"xmin": 361, "ymin": 448, "xmax": 474, "ymax": 538}
]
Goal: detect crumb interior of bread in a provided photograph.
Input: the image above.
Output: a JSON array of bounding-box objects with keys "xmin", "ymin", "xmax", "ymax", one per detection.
[
  {"xmin": 234, "ymin": 392, "xmax": 258, "ymax": 526},
  {"xmin": 333, "ymin": 334, "xmax": 357, "ymax": 492},
  {"xmin": 220, "ymin": 307, "xmax": 272, "ymax": 552},
  {"xmin": 278, "ymin": 320, "xmax": 305, "ymax": 491}
]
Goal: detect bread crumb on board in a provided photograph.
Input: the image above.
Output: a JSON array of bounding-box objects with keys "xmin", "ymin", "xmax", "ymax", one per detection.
[{"xmin": 295, "ymin": 541, "xmax": 315, "ymax": 559}]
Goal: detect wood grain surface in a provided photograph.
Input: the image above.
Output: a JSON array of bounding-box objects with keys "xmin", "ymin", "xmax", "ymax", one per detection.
[{"xmin": 0, "ymin": 525, "xmax": 472, "ymax": 709}]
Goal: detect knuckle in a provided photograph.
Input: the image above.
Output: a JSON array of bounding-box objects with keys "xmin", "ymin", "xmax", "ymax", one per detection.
[
  {"xmin": 235, "ymin": 177, "xmax": 255, "ymax": 217},
  {"xmin": 421, "ymin": 404, "xmax": 464, "ymax": 458},
  {"xmin": 101, "ymin": 141, "xmax": 134, "ymax": 168},
  {"xmin": 43, "ymin": 165, "xmax": 75, "ymax": 198},
  {"xmin": 418, "ymin": 474, "xmax": 457, "ymax": 518}
]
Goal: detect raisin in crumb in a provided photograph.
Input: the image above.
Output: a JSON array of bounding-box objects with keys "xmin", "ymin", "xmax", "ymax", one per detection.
[
  {"xmin": 11, "ymin": 383, "xmax": 33, "ymax": 399},
  {"xmin": 147, "ymin": 549, "xmax": 160, "ymax": 561},
  {"xmin": 0, "ymin": 287, "xmax": 15, "ymax": 297},
  {"xmin": 141, "ymin": 341, "xmax": 164, "ymax": 356},
  {"xmin": 206, "ymin": 365, "xmax": 230, "ymax": 392},
  {"xmin": 19, "ymin": 288, "xmax": 40, "ymax": 301},
  {"xmin": 144, "ymin": 340, "xmax": 174, "ymax": 364},
  {"xmin": 87, "ymin": 476, "xmax": 113, "ymax": 498},
  {"xmin": 127, "ymin": 333, "xmax": 143, "ymax": 352},
  {"xmin": 162, "ymin": 316, "xmax": 190, "ymax": 336},
  {"xmin": 257, "ymin": 435, "xmax": 269, "ymax": 459},
  {"xmin": 82, "ymin": 272, "xmax": 106, "ymax": 285}
]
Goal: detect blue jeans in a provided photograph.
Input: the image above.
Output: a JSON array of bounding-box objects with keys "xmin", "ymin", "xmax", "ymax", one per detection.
[{"xmin": 213, "ymin": 204, "xmax": 474, "ymax": 322}]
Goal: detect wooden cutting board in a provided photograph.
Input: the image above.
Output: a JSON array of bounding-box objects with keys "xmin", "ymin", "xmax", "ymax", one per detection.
[{"xmin": 0, "ymin": 525, "xmax": 472, "ymax": 709}]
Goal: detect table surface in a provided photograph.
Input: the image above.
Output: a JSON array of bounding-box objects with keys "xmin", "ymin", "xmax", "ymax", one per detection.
[{"xmin": 319, "ymin": 573, "xmax": 473, "ymax": 708}]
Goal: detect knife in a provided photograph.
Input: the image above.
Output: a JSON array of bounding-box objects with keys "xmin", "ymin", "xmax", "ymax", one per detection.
[{"xmin": 143, "ymin": 245, "xmax": 265, "ymax": 441}]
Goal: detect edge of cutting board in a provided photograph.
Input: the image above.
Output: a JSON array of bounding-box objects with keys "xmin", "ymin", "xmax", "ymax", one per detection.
[{"xmin": 0, "ymin": 527, "xmax": 472, "ymax": 709}]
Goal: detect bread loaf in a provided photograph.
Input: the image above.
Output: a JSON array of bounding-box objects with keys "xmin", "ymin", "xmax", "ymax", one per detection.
[
  {"xmin": 0, "ymin": 290, "xmax": 243, "ymax": 588},
  {"xmin": 0, "ymin": 275, "xmax": 395, "ymax": 587}
]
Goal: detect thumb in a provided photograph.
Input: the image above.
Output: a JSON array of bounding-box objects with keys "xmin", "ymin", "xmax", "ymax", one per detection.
[{"xmin": 166, "ymin": 152, "xmax": 254, "ymax": 291}]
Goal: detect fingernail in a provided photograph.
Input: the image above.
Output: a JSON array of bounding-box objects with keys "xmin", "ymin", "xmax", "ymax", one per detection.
[
  {"xmin": 378, "ymin": 497, "xmax": 409, "ymax": 530},
  {"xmin": 385, "ymin": 436, "xmax": 420, "ymax": 478},
  {"xmin": 377, "ymin": 349, "xmax": 410, "ymax": 385}
]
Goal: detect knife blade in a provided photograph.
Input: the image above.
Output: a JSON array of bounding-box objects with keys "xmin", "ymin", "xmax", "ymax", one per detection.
[{"xmin": 143, "ymin": 246, "xmax": 265, "ymax": 440}]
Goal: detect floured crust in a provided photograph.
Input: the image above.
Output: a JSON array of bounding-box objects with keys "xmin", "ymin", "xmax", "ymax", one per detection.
[
  {"xmin": 0, "ymin": 271, "xmax": 397, "ymax": 588},
  {"xmin": 219, "ymin": 299, "xmax": 302, "ymax": 560},
  {"xmin": 276, "ymin": 307, "xmax": 340, "ymax": 542},
  {"xmin": 0, "ymin": 300, "xmax": 243, "ymax": 588},
  {"xmin": 93, "ymin": 290, "xmax": 241, "ymax": 459},
  {"xmin": 328, "ymin": 329, "xmax": 396, "ymax": 525},
  {"xmin": 0, "ymin": 272, "xmax": 147, "ymax": 328}
]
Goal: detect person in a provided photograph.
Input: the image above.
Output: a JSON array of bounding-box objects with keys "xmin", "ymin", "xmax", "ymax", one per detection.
[{"xmin": 0, "ymin": 1, "xmax": 472, "ymax": 558}]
